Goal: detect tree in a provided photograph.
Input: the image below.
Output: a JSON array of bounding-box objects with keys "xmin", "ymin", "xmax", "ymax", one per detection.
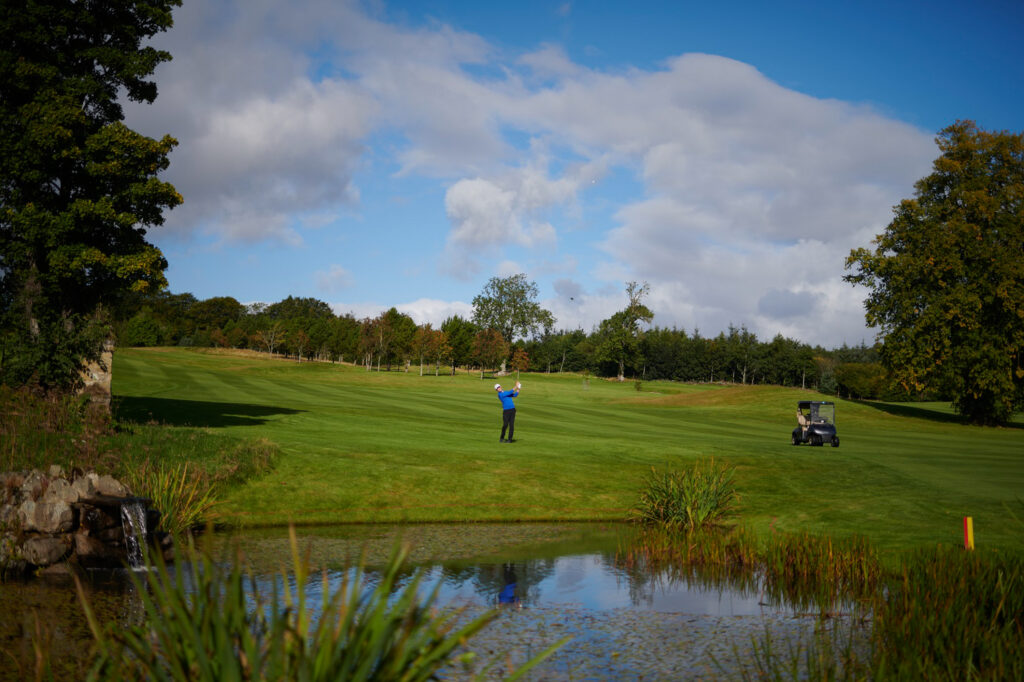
[
  {"xmin": 0, "ymin": 0, "xmax": 183, "ymax": 390},
  {"xmin": 413, "ymin": 324, "xmax": 434, "ymax": 376},
  {"xmin": 596, "ymin": 281, "xmax": 654, "ymax": 381},
  {"xmin": 430, "ymin": 329, "xmax": 451, "ymax": 376},
  {"xmin": 471, "ymin": 274, "xmax": 555, "ymax": 343},
  {"xmin": 510, "ymin": 347, "xmax": 529, "ymax": 380},
  {"xmin": 472, "ymin": 329, "xmax": 508, "ymax": 378},
  {"xmin": 441, "ymin": 315, "xmax": 477, "ymax": 371},
  {"xmin": 256, "ymin": 321, "xmax": 284, "ymax": 355},
  {"xmin": 845, "ymin": 121, "xmax": 1024, "ymax": 424}
]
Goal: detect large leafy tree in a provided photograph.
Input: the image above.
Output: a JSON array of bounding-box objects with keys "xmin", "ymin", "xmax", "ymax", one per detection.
[
  {"xmin": 845, "ymin": 121, "xmax": 1024, "ymax": 424},
  {"xmin": 596, "ymin": 281, "xmax": 653, "ymax": 381},
  {"xmin": 1, "ymin": 0, "xmax": 182, "ymax": 390},
  {"xmin": 471, "ymin": 274, "xmax": 555, "ymax": 343}
]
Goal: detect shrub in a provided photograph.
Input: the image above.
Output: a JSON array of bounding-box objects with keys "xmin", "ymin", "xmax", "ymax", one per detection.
[{"xmin": 630, "ymin": 459, "xmax": 739, "ymax": 531}]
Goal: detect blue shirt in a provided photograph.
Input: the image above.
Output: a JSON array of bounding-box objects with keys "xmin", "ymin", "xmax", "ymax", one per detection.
[{"xmin": 497, "ymin": 389, "xmax": 518, "ymax": 410}]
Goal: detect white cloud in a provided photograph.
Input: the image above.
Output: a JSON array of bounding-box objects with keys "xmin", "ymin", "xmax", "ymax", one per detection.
[
  {"xmin": 130, "ymin": 2, "xmax": 940, "ymax": 346},
  {"xmin": 329, "ymin": 298, "xmax": 473, "ymax": 327},
  {"xmin": 314, "ymin": 264, "xmax": 354, "ymax": 293}
]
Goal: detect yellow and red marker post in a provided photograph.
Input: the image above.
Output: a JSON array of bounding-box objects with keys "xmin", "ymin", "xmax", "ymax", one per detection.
[{"xmin": 963, "ymin": 516, "xmax": 975, "ymax": 550}]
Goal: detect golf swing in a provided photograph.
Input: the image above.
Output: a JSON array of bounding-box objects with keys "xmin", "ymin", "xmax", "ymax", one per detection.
[{"xmin": 495, "ymin": 380, "xmax": 521, "ymax": 442}]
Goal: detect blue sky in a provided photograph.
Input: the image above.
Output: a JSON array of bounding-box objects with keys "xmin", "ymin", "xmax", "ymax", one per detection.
[{"xmin": 125, "ymin": 0, "xmax": 1024, "ymax": 347}]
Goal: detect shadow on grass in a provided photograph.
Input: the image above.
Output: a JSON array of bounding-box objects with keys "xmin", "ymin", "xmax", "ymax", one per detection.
[
  {"xmin": 853, "ymin": 400, "xmax": 1024, "ymax": 429},
  {"xmin": 114, "ymin": 396, "xmax": 304, "ymax": 428}
]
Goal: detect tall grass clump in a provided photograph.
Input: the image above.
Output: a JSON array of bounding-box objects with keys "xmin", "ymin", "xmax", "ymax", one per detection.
[
  {"xmin": 77, "ymin": 529, "xmax": 566, "ymax": 681},
  {"xmin": 630, "ymin": 459, "xmax": 739, "ymax": 532},
  {"xmin": 121, "ymin": 462, "xmax": 218, "ymax": 536}
]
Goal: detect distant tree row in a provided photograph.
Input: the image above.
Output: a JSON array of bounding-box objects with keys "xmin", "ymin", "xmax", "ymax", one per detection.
[{"xmin": 110, "ymin": 287, "xmax": 897, "ymax": 399}]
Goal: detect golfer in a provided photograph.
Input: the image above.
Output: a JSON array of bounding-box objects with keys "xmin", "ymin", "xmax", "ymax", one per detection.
[{"xmin": 495, "ymin": 381, "xmax": 521, "ymax": 442}]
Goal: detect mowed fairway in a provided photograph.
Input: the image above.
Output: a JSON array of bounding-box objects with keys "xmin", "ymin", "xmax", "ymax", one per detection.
[{"xmin": 113, "ymin": 348, "xmax": 1024, "ymax": 553}]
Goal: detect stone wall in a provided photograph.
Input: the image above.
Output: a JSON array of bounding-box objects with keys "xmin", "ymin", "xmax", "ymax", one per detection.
[{"xmin": 0, "ymin": 467, "xmax": 169, "ymax": 578}]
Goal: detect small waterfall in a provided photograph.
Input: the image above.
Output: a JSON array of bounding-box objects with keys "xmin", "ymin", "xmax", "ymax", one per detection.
[{"xmin": 120, "ymin": 500, "xmax": 148, "ymax": 569}]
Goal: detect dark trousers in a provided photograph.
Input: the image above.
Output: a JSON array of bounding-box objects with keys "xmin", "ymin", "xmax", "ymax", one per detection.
[{"xmin": 501, "ymin": 408, "xmax": 516, "ymax": 441}]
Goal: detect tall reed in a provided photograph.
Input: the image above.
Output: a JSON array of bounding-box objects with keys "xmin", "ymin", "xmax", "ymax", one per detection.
[
  {"xmin": 630, "ymin": 459, "xmax": 739, "ymax": 531},
  {"xmin": 121, "ymin": 461, "xmax": 218, "ymax": 536},
  {"xmin": 76, "ymin": 528, "xmax": 567, "ymax": 681},
  {"xmin": 760, "ymin": 532, "xmax": 880, "ymax": 614}
]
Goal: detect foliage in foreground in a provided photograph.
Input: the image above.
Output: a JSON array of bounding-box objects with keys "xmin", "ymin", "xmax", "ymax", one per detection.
[
  {"xmin": 77, "ymin": 530, "xmax": 565, "ymax": 681},
  {"xmin": 630, "ymin": 459, "xmax": 739, "ymax": 531}
]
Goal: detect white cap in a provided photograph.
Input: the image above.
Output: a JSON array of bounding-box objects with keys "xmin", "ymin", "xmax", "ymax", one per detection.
[{"xmin": 494, "ymin": 383, "xmax": 501, "ymax": 390}]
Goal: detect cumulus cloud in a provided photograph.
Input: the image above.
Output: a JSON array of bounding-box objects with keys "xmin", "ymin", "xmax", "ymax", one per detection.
[{"xmin": 128, "ymin": 1, "xmax": 939, "ymax": 346}]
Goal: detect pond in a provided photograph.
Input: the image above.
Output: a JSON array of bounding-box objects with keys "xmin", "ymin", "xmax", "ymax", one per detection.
[{"xmin": 1, "ymin": 523, "xmax": 859, "ymax": 680}]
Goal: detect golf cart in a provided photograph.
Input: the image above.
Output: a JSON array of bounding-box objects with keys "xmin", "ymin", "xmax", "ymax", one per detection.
[{"xmin": 792, "ymin": 401, "xmax": 839, "ymax": 447}]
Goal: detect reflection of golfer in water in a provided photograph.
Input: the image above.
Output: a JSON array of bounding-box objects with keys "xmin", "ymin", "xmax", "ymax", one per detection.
[
  {"xmin": 494, "ymin": 381, "xmax": 521, "ymax": 443},
  {"xmin": 498, "ymin": 562, "xmax": 520, "ymax": 608}
]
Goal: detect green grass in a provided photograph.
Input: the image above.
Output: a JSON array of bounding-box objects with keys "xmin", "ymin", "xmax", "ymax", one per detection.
[{"xmin": 111, "ymin": 348, "xmax": 1024, "ymax": 552}]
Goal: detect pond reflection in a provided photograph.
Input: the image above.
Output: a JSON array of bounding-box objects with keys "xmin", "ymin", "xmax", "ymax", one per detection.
[{"xmin": 1, "ymin": 523, "xmax": 860, "ymax": 680}]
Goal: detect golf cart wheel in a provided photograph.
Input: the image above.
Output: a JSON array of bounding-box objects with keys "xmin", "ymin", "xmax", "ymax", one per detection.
[
  {"xmin": 792, "ymin": 434, "xmax": 799, "ymax": 445},
  {"xmin": 831, "ymin": 436, "xmax": 840, "ymax": 448}
]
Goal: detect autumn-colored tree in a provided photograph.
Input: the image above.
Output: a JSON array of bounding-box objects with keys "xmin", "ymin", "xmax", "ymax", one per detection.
[
  {"xmin": 472, "ymin": 329, "xmax": 508, "ymax": 378},
  {"xmin": 511, "ymin": 347, "xmax": 530, "ymax": 380},
  {"xmin": 431, "ymin": 329, "xmax": 452, "ymax": 376},
  {"xmin": 845, "ymin": 121, "xmax": 1024, "ymax": 424},
  {"xmin": 0, "ymin": 1, "xmax": 183, "ymax": 390}
]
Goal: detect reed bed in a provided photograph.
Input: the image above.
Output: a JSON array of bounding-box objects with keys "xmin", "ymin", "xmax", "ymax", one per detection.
[
  {"xmin": 871, "ymin": 546, "xmax": 1024, "ymax": 680},
  {"xmin": 760, "ymin": 532, "xmax": 880, "ymax": 614}
]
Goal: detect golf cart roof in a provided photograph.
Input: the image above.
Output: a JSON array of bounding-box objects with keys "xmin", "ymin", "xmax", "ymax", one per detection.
[{"xmin": 797, "ymin": 400, "xmax": 834, "ymax": 409}]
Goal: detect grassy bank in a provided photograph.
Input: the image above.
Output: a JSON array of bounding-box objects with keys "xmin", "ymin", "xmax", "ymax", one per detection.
[
  {"xmin": 111, "ymin": 348, "xmax": 1024, "ymax": 552},
  {"xmin": 1, "ymin": 383, "xmax": 278, "ymax": 533}
]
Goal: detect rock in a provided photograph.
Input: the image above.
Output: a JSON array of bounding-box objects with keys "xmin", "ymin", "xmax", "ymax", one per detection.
[
  {"xmin": 38, "ymin": 563, "xmax": 73, "ymax": 576},
  {"xmin": 42, "ymin": 477, "xmax": 79, "ymax": 506},
  {"xmin": 24, "ymin": 536, "xmax": 69, "ymax": 565},
  {"xmin": 95, "ymin": 475, "xmax": 127, "ymax": 498},
  {"xmin": 72, "ymin": 473, "xmax": 99, "ymax": 499},
  {"xmin": 18, "ymin": 499, "xmax": 74, "ymax": 534},
  {"xmin": 20, "ymin": 471, "xmax": 45, "ymax": 500},
  {"xmin": 0, "ymin": 502, "xmax": 17, "ymax": 528},
  {"xmin": 78, "ymin": 504, "xmax": 120, "ymax": 533},
  {"xmin": 73, "ymin": 532, "xmax": 121, "ymax": 569},
  {"xmin": 1, "ymin": 468, "xmax": 159, "ymax": 576}
]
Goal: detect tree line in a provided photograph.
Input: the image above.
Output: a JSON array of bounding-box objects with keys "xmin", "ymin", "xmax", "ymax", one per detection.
[{"xmin": 108, "ymin": 287, "xmax": 897, "ymax": 399}]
